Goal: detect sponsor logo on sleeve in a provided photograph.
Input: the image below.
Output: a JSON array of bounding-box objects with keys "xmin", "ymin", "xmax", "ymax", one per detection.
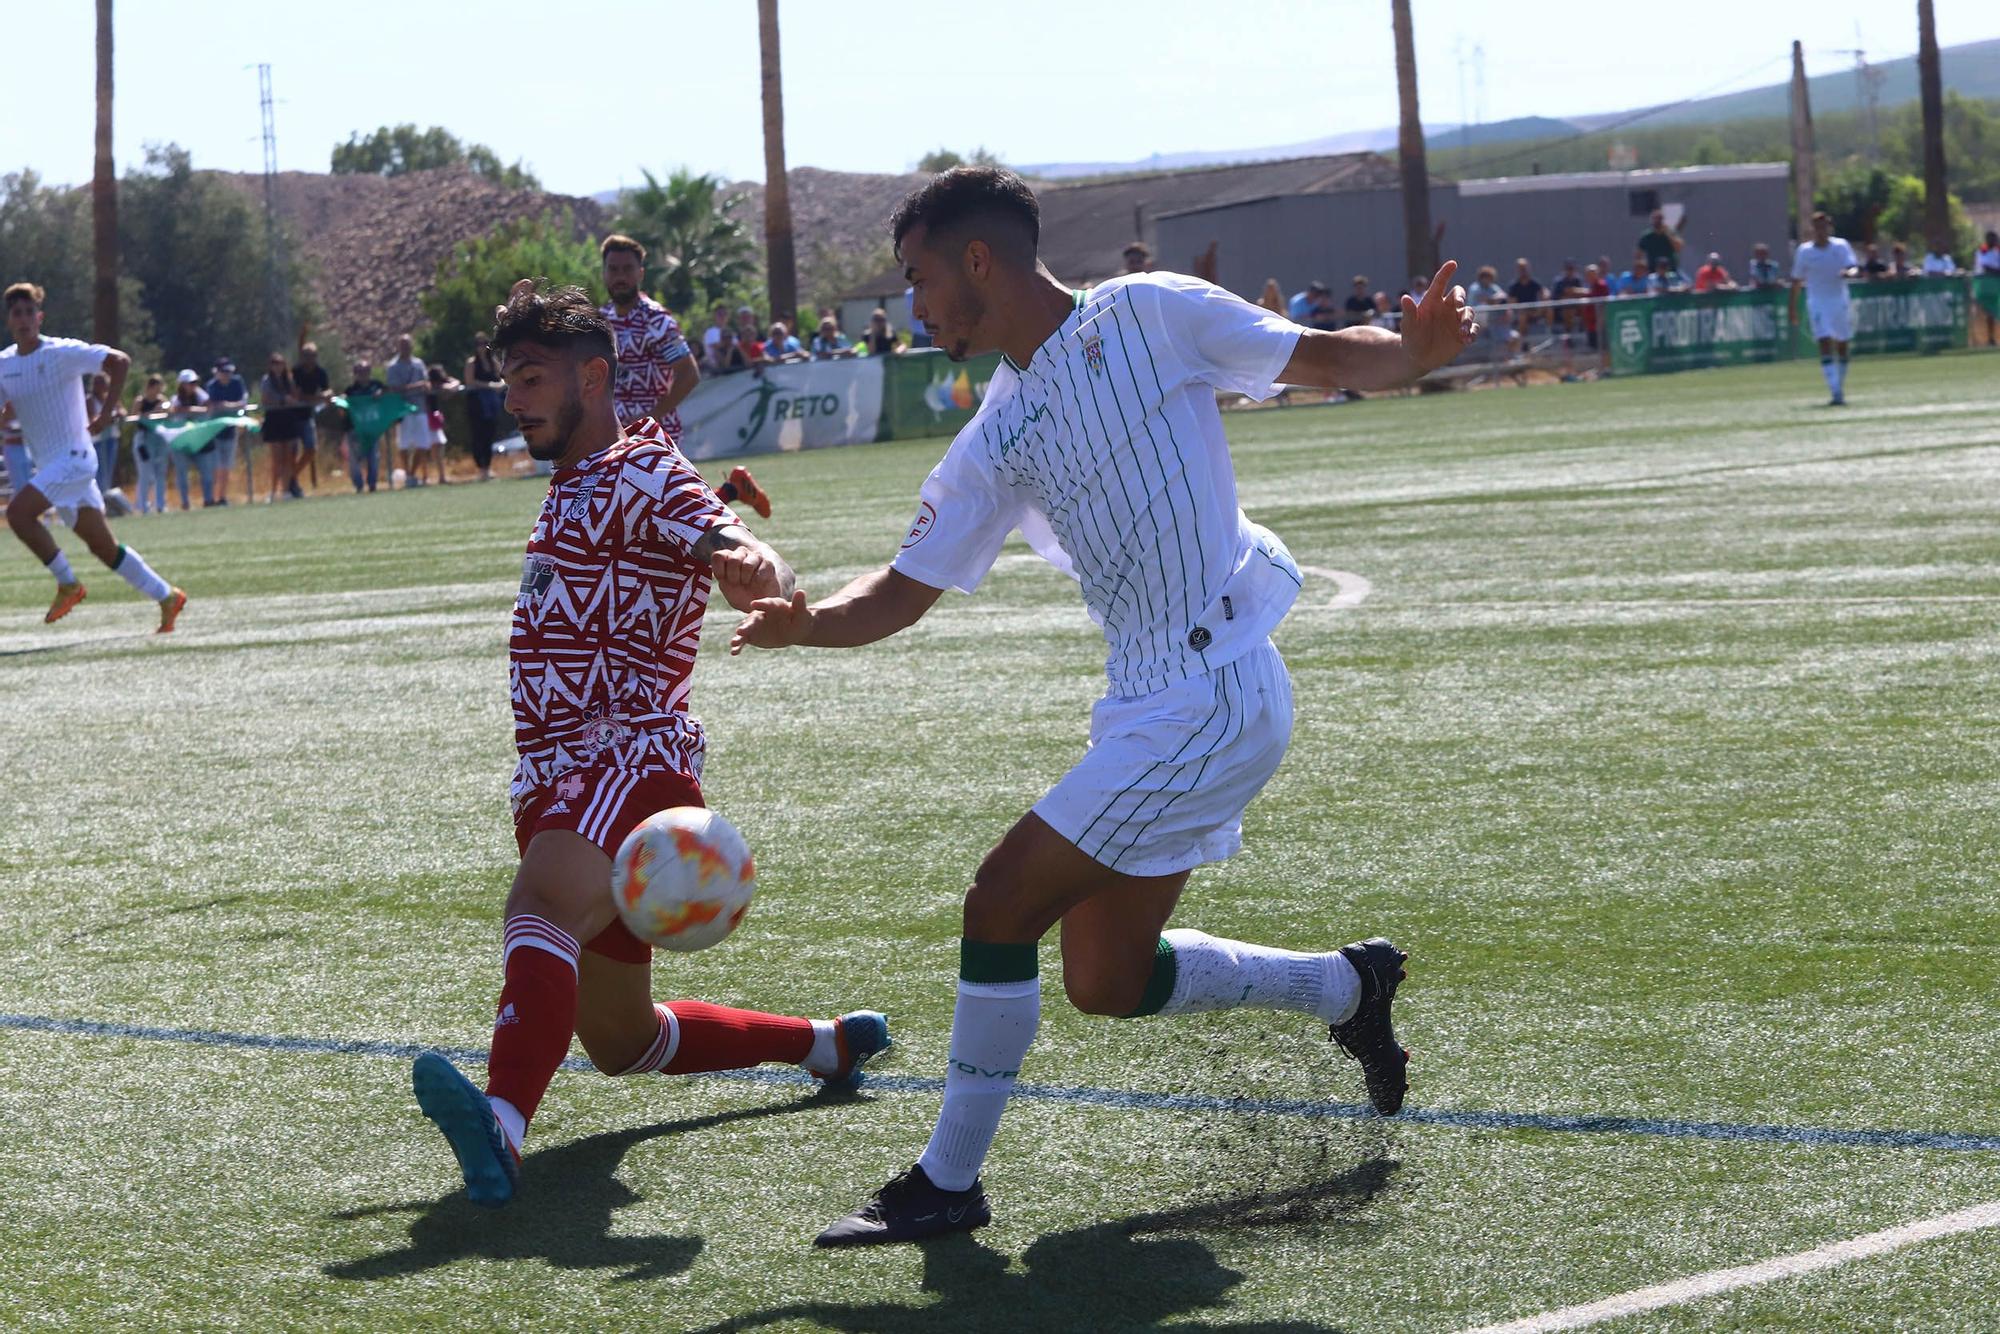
[{"xmin": 901, "ymin": 501, "xmax": 938, "ymax": 550}]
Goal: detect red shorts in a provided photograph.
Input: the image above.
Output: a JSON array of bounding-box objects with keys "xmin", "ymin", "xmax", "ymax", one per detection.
[{"xmin": 513, "ymin": 766, "xmax": 705, "ymax": 964}]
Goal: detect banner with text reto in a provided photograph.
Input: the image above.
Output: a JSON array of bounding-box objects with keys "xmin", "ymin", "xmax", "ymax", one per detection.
[{"xmin": 675, "ymin": 358, "xmax": 885, "ymax": 462}]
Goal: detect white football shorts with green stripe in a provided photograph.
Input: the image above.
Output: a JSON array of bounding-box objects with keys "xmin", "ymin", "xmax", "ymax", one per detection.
[{"xmin": 1035, "ymin": 637, "xmax": 1293, "ymax": 877}]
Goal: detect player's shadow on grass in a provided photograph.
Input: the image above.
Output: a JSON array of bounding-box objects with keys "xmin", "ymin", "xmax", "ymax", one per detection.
[
  {"xmin": 689, "ymin": 1154, "xmax": 1400, "ymax": 1334},
  {"xmin": 325, "ymin": 1094, "xmax": 834, "ymax": 1284}
]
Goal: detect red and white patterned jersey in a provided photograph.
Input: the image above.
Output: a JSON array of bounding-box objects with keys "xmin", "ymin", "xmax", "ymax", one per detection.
[
  {"xmin": 509, "ymin": 420, "xmax": 738, "ymax": 803},
  {"xmin": 601, "ymin": 294, "xmax": 692, "ymax": 437}
]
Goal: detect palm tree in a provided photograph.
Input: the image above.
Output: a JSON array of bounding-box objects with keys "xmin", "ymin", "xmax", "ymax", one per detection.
[
  {"xmin": 612, "ymin": 169, "xmax": 761, "ymax": 318},
  {"xmin": 1916, "ymin": 0, "xmax": 1950, "ymax": 251},
  {"xmin": 1391, "ymin": 0, "xmax": 1434, "ymax": 284},
  {"xmin": 758, "ymin": 0, "xmax": 797, "ymax": 331},
  {"xmin": 92, "ymin": 0, "xmax": 117, "ymax": 344}
]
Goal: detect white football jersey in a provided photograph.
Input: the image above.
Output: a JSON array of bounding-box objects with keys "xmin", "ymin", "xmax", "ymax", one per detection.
[
  {"xmin": 892, "ymin": 273, "xmax": 1304, "ymax": 698},
  {"xmin": 0, "ymin": 336, "xmax": 108, "ymax": 471},
  {"xmin": 1791, "ymin": 239, "xmax": 1856, "ymax": 308}
]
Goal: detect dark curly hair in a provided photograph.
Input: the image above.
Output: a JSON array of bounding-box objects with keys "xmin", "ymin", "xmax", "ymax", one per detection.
[
  {"xmin": 889, "ymin": 166, "xmax": 1040, "ymax": 265},
  {"xmin": 491, "ymin": 282, "xmax": 615, "ymax": 371}
]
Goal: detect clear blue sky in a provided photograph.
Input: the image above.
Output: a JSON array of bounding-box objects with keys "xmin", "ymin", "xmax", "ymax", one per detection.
[{"xmin": 4, "ymin": 0, "xmax": 1993, "ymax": 195}]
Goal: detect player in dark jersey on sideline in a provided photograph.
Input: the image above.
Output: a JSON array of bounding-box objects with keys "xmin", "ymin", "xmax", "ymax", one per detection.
[
  {"xmin": 411, "ymin": 281, "xmax": 886, "ymax": 1207},
  {"xmin": 598, "ymin": 234, "xmax": 773, "ymax": 519}
]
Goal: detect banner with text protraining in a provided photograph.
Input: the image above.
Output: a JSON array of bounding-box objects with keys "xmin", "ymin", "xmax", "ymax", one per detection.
[{"xmin": 1607, "ymin": 277, "xmax": 1976, "ymax": 375}]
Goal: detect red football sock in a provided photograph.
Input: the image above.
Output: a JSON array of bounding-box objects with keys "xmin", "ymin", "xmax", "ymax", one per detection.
[
  {"xmin": 655, "ymin": 999, "xmax": 813, "ymax": 1074},
  {"xmin": 483, "ymin": 915, "xmax": 581, "ymax": 1122}
]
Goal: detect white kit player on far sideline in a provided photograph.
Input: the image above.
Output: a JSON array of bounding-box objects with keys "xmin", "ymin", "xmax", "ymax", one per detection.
[
  {"xmin": 1789, "ymin": 211, "xmax": 1859, "ymax": 407},
  {"xmin": 0, "ymin": 282, "xmax": 186, "ymax": 631},
  {"xmin": 732, "ymin": 166, "xmax": 1478, "ymax": 1247}
]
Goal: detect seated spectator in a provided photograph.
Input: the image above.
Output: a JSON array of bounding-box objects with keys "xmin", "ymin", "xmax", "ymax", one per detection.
[
  {"xmin": 1921, "ymin": 240, "xmax": 1958, "ymax": 276},
  {"xmin": 1121, "ymin": 241, "xmax": 1152, "ymax": 275},
  {"xmin": 733, "ymin": 305, "xmax": 763, "ymax": 349},
  {"xmin": 1889, "ymin": 242, "xmax": 1914, "ymax": 278},
  {"xmin": 1693, "ymin": 252, "xmax": 1734, "ymax": 292},
  {"xmin": 1257, "ymin": 278, "xmax": 1286, "ymax": 316},
  {"xmin": 811, "ymin": 316, "xmax": 854, "ymax": 359},
  {"xmin": 710, "ymin": 325, "xmax": 751, "ymax": 374},
  {"xmin": 1286, "ymin": 280, "xmax": 1330, "ymax": 322},
  {"xmin": 1466, "ymin": 266, "xmax": 1515, "ymax": 357},
  {"xmin": 1549, "ymin": 259, "xmax": 1586, "ymax": 340},
  {"xmin": 858, "ymin": 307, "xmax": 902, "ymax": 356},
  {"xmin": 1369, "ymin": 291, "xmax": 1398, "ymax": 329},
  {"xmin": 1343, "ymin": 276, "xmax": 1375, "ymax": 327},
  {"xmin": 764, "ymin": 321, "xmax": 806, "ymax": 362},
  {"xmin": 1617, "ymin": 249, "xmax": 1654, "ymax": 296},
  {"xmin": 1508, "ymin": 258, "xmax": 1547, "ymax": 337},
  {"xmin": 702, "ymin": 302, "xmax": 731, "ymax": 358},
  {"xmin": 1861, "ymin": 242, "xmax": 1889, "ymax": 278},
  {"xmin": 1304, "ymin": 286, "xmax": 1342, "ymax": 332},
  {"xmin": 1746, "ymin": 242, "xmax": 1781, "ymax": 287},
  {"xmin": 1583, "ymin": 263, "xmax": 1610, "ymax": 349},
  {"xmin": 1466, "ymin": 265, "xmax": 1508, "ymax": 309},
  {"xmin": 1977, "ymin": 231, "xmax": 2000, "ymax": 274},
  {"xmin": 1652, "ymin": 256, "xmax": 1690, "ymax": 292}
]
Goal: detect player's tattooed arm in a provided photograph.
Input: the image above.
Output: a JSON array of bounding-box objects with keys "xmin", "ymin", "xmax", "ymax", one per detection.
[{"xmin": 698, "ymin": 523, "xmax": 798, "ymax": 612}]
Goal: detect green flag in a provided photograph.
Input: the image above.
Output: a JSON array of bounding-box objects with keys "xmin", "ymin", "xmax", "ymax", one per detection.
[
  {"xmin": 333, "ymin": 394, "xmax": 420, "ymax": 447},
  {"xmin": 148, "ymin": 415, "xmax": 261, "ymax": 457}
]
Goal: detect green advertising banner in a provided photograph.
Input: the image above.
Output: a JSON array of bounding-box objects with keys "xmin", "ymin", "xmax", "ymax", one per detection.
[
  {"xmin": 878, "ymin": 350, "xmax": 1004, "ymax": 442},
  {"xmin": 1606, "ymin": 287, "xmax": 1792, "ymax": 375},
  {"xmin": 1968, "ymin": 273, "xmax": 2000, "ymax": 322},
  {"xmin": 1813, "ymin": 277, "xmax": 1969, "ymax": 355}
]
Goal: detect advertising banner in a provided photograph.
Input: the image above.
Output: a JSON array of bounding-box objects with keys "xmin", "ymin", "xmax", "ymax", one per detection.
[
  {"xmin": 879, "ymin": 350, "xmax": 1003, "ymax": 441},
  {"xmin": 675, "ymin": 357, "xmax": 884, "ymax": 462},
  {"xmin": 1606, "ymin": 288, "xmax": 1790, "ymax": 375},
  {"xmin": 1815, "ymin": 278, "xmax": 1969, "ymax": 355}
]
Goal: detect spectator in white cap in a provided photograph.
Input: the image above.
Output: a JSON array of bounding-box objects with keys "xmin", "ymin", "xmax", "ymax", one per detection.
[{"xmin": 1694, "ymin": 252, "xmax": 1735, "ymax": 292}]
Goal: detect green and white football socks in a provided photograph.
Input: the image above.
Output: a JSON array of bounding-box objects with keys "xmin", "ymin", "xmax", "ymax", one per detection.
[
  {"xmin": 112, "ymin": 544, "xmax": 171, "ymax": 601},
  {"xmin": 1124, "ymin": 929, "xmax": 1360, "ymax": 1025},
  {"xmin": 916, "ymin": 939, "xmax": 1040, "ymax": 1192}
]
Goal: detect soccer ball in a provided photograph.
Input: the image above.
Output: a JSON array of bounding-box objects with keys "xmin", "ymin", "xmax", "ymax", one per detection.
[{"xmin": 611, "ymin": 807, "xmax": 756, "ymax": 952}]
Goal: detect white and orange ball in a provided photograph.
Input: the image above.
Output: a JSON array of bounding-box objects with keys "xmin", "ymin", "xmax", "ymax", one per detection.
[{"xmin": 611, "ymin": 807, "xmax": 756, "ymax": 952}]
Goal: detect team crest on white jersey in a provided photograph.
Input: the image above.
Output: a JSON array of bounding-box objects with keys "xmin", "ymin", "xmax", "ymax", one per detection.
[{"xmin": 1083, "ymin": 335, "xmax": 1106, "ymax": 376}]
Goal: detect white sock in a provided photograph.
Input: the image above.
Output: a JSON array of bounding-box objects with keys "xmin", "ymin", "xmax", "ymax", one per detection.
[
  {"xmin": 916, "ymin": 977, "xmax": 1040, "ymax": 1191},
  {"xmin": 45, "ymin": 551, "xmax": 75, "ymax": 584},
  {"xmin": 1821, "ymin": 358, "xmax": 1838, "ymax": 394},
  {"xmin": 1835, "ymin": 358, "xmax": 1848, "ymax": 394},
  {"xmin": 1156, "ymin": 929, "xmax": 1360, "ymax": 1025},
  {"xmin": 113, "ymin": 545, "xmax": 171, "ymax": 601},
  {"xmin": 800, "ymin": 1019, "xmax": 839, "ymax": 1075},
  {"xmin": 488, "ymin": 1095, "xmax": 526, "ymax": 1152}
]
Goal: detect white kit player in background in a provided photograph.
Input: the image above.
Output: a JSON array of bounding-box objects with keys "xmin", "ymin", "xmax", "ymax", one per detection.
[
  {"xmin": 1789, "ymin": 211, "xmax": 1859, "ymax": 407},
  {"xmin": 732, "ymin": 166, "xmax": 1479, "ymax": 1247},
  {"xmin": 0, "ymin": 283, "xmax": 186, "ymax": 631}
]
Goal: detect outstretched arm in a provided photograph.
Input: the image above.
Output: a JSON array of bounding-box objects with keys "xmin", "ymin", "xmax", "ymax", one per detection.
[
  {"xmin": 693, "ymin": 523, "xmax": 796, "ymax": 612},
  {"xmin": 730, "ymin": 565, "xmax": 942, "ymax": 656},
  {"xmin": 1277, "ymin": 260, "xmax": 1477, "ymax": 391}
]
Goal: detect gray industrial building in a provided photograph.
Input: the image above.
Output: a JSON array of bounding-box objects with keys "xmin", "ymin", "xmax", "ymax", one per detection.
[
  {"xmin": 1160, "ymin": 162, "xmax": 1792, "ymax": 298},
  {"xmin": 838, "ymin": 155, "xmax": 1793, "ymax": 327}
]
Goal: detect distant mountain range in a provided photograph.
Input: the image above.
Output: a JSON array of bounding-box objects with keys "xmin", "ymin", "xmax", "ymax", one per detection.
[{"xmin": 1015, "ymin": 35, "xmax": 2000, "ymax": 181}]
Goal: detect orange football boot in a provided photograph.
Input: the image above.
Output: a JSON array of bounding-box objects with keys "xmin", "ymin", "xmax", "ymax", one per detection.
[
  {"xmin": 45, "ymin": 582, "xmax": 86, "ymax": 624},
  {"xmin": 727, "ymin": 465, "xmax": 772, "ymax": 519},
  {"xmin": 156, "ymin": 587, "xmax": 187, "ymax": 634}
]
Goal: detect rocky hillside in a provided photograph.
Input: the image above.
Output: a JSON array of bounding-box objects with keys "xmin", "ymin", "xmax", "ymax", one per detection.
[
  {"xmin": 214, "ymin": 164, "xmax": 925, "ymax": 361},
  {"xmin": 214, "ymin": 167, "xmax": 605, "ymax": 362}
]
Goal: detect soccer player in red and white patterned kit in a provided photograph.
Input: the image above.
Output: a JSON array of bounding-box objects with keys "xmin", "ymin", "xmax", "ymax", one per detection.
[
  {"xmin": 598, "ymin": 233, "xmax": 774, "ymax": 520},
  {"xmin": 411, "ymin": 281, "xmax": 888, "ymax": 1207}
]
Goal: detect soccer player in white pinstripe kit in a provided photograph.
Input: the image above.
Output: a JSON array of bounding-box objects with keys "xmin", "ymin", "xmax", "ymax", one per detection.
[
  {"xmin": 1, "ymin": 282, "xmax": 186, "ymax": 631},
  {"xmin": 733, "ymin": 168, "xmax": 1479, "ymax": 1245}
]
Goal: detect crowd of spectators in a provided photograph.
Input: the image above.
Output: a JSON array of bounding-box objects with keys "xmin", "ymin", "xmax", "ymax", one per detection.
[
  {"xmin": 1276, "ymin": 210, "xmax": 2000, "ymax": 374},
  {"xmin": 693, "ymin": 301, "xmax": 911, "ymax": 376}
]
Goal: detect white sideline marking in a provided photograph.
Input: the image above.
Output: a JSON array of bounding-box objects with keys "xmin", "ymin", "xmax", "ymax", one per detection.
[
  {"xmin": 1296, "ymin": 565, "xmax": 1374, "ymax": 610},
  {"xmin": 1459, "ymin": 1199, "xmax": 2000, "ymax": 1333}
]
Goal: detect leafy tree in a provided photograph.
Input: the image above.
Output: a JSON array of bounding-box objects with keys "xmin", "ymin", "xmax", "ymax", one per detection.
[
  {"xmin": 610, "ymin": 168, "xmax": 761, "ymax": 318},
  {"xmin": 1885, "ymin": 91, "xmax": 2000, "ymax": 202},
  {"xmin": 917, "ymin": 146, "xmax": 1003, "ymax": 174},
  {"xmin": 418, "ymin": 209, "xmax": 599, "ymax": 368},
  {"xmin": 118, "ymin": 144, "xmax": 317, "ymax": 375},
  {"xmin": 333, "ymin": 124, "xmax": 540, "ymax": 189},
  {"xmin": 0, "ymin": 171, "xmax": 157, "ymax": 372},
  {"xmin": 1816, "ymin": 164, "xmax": 1973, "ymax": 255}
]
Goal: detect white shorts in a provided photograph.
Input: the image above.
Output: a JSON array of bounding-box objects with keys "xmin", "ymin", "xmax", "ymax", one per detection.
[
  {"xmin": 1035, "ymin": 638, "xmax": 1294, "ymax": 877},
  {"xmin": 27, "ymin": 450, "xmax": 104, "ymax": 524},
  {"xmin": 1807, "ymin": 297, "xmax": 1852, "ymax": 343}
]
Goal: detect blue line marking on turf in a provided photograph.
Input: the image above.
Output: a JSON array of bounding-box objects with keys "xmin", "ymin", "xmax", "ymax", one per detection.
[{"xmin": 5, "ymin": 1010, "xmax": 1997, "ymax": 1155}]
